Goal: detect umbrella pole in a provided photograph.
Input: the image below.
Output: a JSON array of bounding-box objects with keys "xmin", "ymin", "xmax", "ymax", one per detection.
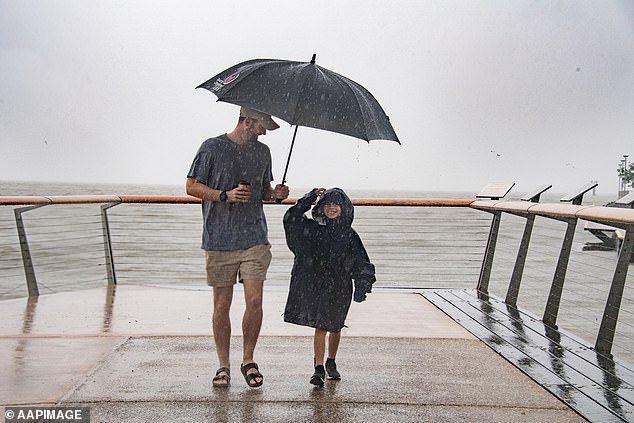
[
  {"xmin": 276, "ymin": 125, "xmax": 299, "ymax": 203},
  {"xmin": 281, "ymin": 125, "xmax": 299, "ymax": 186}
]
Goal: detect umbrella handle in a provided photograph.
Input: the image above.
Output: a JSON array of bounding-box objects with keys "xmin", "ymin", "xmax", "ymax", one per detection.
[
  {"xmin": 274, "ymin": 189, "xmax": 285, "ymax": 204},
  {"xmin": 276, "ymin": 125, "xmax": 300, "ymax": 203}
]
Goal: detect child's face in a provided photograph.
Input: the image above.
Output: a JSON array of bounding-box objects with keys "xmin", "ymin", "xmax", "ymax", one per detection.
[{"xmin": 322, "ymin": 202, "xmax": 342, "ymax": 219}]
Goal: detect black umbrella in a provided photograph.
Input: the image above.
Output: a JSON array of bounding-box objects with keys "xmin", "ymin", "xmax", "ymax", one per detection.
[{"xmin": 196, "ymin": 54, "xmax": 400, "ymax": 186}]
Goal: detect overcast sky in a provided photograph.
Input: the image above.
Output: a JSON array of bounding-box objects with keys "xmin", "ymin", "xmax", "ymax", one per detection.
[{"xmin": 1, "ymin": 1, "xmax": 633, "ymax": 197}]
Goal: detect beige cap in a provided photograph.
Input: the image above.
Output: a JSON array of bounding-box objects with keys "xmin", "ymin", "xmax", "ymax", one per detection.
[{"xmin": 239, "ymin": 107, "xmax": 280, "ymax": 130}]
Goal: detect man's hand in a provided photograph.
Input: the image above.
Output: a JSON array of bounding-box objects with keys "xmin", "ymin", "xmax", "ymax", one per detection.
[
  {"xmin": 229, "ymin": 184, "xmax": 250, "ymax": 203},
  {"xmin": 274, "ymin": 184, "xmax": 290, "ymax": 201}
]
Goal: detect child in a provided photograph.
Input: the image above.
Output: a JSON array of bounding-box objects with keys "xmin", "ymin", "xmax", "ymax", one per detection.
[{"xmin": 283, "ymin": 188, "xmax": 375, "ymax": 387}]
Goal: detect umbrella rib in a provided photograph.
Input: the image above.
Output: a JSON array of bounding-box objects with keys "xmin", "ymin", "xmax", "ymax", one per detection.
[
  {"xmin": 343, "ymin": 75, "xmax": 396, "ymax": 142},
  {"xmin": 288, "ymin": 63, "xmax": 318, "ymax": 126},
  {"xmin": 337, "ymin": 75, "xmax": 370, "ymax": 141}
]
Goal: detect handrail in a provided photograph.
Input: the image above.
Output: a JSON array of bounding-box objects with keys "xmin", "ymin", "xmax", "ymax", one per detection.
[
  {"xmin": 0, "ymin": 195, "xmax": 475, "ymax": 207},
  {"xmin": 471, "ymin": 199, "xmax": 634, "ymax": 226},
  {"xmin": 4, "ymin": 195, "xmax": 633, "ymax": 221},
  {"xmin": 471, "ymin": 198, "xmax": 634, "ymax": 356}
]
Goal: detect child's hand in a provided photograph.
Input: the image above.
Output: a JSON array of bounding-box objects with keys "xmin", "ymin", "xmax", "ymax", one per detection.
[
  {"xmin": 353, "ymin": 278, "xmax": 372, "ymax": 303},
  {"xmin": 353, "ymin": 289, "xmax": 367, "ymax": 303},
  {"xmin": 312, "ymin": 188, "xmax": 326, "ymax": 204}
]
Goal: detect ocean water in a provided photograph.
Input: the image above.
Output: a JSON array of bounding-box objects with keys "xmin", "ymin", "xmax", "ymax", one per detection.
[
  {"xmin": 0, "ymin": 181, "xmax": 632, "ymax": 362},
  {"xmin": 0, "ymin": 180, "xmax": 481, "ymax": 199},
  {"xmin": 0, "ymin": 181, "xmax": 492, "ymax": 295}
]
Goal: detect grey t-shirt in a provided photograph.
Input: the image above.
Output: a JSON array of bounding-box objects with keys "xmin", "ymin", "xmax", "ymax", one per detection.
[{"xmin": 187, "ymin": 134, "xmax": 273, "ymax": 251}]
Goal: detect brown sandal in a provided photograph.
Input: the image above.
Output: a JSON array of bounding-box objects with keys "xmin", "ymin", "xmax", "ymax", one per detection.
[
  {"xmin": 240, "ymin": 362, "xmax": 263, "ymax": 388},
  {"xmin": 212, "ymin": 367, "xmax": 231, "ymax": 387}
]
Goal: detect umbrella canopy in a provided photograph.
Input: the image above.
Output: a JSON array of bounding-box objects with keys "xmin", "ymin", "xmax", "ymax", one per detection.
[{"xmin": 196, "ymin": 55, "xmax": 400, "ymax": 184}]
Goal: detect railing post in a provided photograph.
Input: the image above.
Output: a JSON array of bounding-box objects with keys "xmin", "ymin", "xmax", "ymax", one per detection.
[
  {"xmin": 477, "ymin": 210, "xmax": 501, "ymax": 294},
  {"xmin": 543, "ymin": 217, "xmax": 577, "ymax": 326},
  {"xmin": 595, "ymin": 227, "xmax": 634, "ymax": 355},
  {"xmin": 14, "ymin": 205, "xmax": 46, "ymax": 297},
  {"xmin": 506, "ymin": 214, "xmax": 535, "ymax": 306},
  {"xmin": 100, "ymin": 203, "xmax": 119, "ymax": 286}
]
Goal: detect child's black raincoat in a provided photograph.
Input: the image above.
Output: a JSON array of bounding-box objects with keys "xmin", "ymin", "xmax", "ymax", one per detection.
[{"xmin": 283, "ymin": 188, "xmax": 375, "ymax": 332}]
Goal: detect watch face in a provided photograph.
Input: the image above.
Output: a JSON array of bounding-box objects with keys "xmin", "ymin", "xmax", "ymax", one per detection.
[{"xmin": 220, "ymin": 191, "xmax": 227, "ymax": 202}]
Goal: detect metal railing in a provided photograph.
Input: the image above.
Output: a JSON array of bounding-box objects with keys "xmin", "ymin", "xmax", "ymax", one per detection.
[
  {"xmin": 1, "ymin": 194, "xmax": 633, "ymax": 363},
  {"xmin": 0, "ymin": 196, "xmax": 483, "ymax": 295},
  {"xmin": 471, "ymin": 198, "xmax": 634, "ymax": 361}
]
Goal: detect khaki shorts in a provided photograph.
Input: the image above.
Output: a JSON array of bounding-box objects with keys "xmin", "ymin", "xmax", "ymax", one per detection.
[{"xmin": 205, "ymin": 243, "xmax": 272, "ymax": 287}]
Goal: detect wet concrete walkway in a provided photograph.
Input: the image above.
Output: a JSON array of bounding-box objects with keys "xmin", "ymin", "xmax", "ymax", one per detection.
[{"xmin": 1, "ymin": 285, "xmax": 586, "ymax": 422}]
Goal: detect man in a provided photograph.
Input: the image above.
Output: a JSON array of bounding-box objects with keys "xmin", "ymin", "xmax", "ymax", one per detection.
[{"xmin": 186, "ymin": 107, "xmax": 289, "ymax": 388}]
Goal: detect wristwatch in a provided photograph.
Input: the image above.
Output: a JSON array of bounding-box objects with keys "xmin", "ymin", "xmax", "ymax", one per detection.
[{"xmin": 219, "ymin": 190, "xmax": 227, "ymax": 202}]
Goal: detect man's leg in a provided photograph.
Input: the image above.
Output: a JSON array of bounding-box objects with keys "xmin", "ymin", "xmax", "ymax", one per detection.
[
  {"xmin": 241, "ymin": 279, "xmax": 264, "ymax": 384},
  {"xmin": 213, "ymin": 286, "xmax": 234, "ymax": 385}
]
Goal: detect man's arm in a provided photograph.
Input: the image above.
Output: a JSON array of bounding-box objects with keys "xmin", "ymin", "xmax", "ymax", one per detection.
[
  {"xmin": 186, "ymin": 177, "xmax": 251, "ymax": 203},
  {"xmin": 186, "ymin": 177, "xmax": 222, "ymax": 202}
]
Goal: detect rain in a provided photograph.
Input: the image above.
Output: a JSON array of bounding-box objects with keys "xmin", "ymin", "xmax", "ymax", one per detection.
[{"xmin": 0, "ymin": 1, "xmax": 632, "ymax": 196}]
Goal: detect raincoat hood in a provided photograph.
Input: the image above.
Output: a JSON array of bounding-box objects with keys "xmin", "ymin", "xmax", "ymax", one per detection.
[{"xmin": 312, "ymin": 188, "xmax": 354, "ymax": 227}]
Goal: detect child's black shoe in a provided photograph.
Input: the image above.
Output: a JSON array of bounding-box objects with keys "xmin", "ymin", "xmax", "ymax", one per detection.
[
  {"xmin": 310, "ymin": 365, "xmax": 325, "ymax": 387},
  {"xmin": 325, "ymin": 358, "xmax": 341, "ymax": 380}
]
